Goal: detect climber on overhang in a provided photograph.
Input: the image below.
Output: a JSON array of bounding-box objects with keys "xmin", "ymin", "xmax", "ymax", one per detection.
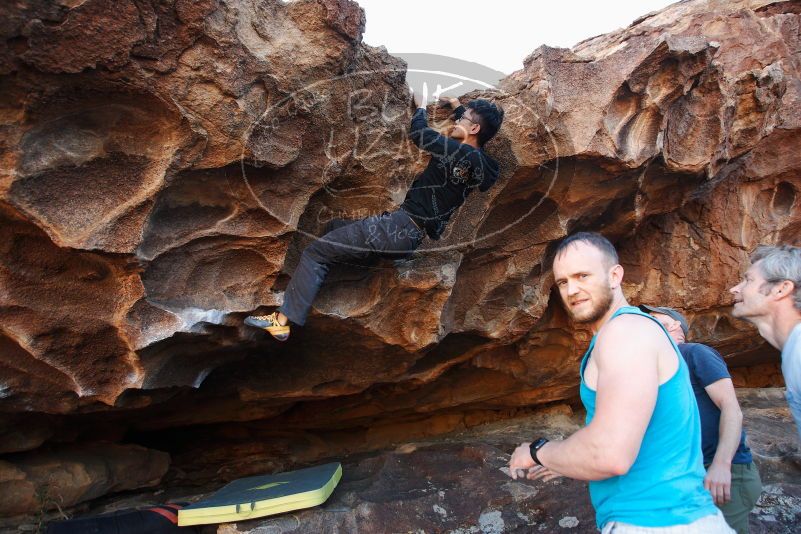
[{"xmin": 244, "ymin": 91, "xmax": 504, "ymax": 340}]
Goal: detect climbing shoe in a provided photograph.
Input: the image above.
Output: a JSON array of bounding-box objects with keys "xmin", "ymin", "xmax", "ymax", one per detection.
[{"xmin": 244, "ymin": 312, "xmax": 290, "ymax": 341}]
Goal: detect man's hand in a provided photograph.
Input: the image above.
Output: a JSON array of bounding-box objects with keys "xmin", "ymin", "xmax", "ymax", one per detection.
[
  {"xmin": 704, "ymin": 461, "xmax": 732, "ymax": 504},
  {"xmin": 703, "ymin": 377, "xmax": 741, "ymax": 505},
  {"xmin": 526, "ymin": 465, "xmax": 563, "ymax": 482},
  {"xmin": 508, "ymin": 442, "xmax": 536, "ymax": 479}
]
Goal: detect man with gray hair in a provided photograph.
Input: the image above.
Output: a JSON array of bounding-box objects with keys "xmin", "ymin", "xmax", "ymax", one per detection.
[
  {"xmin": 639, "ymin": 305, "xmax": 761, "ymax": 533},
  {"xmin": 729, "ymin": 245, "xmax": 801, "ymax": 440}
]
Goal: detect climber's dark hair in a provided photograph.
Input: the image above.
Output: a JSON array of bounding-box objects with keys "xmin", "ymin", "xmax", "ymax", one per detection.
[{"xmin": 466, "ymin": 99, "xmax": 504, "ymax": 146}]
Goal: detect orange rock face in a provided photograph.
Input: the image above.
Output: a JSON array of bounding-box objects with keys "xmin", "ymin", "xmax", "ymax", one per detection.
[
  {"xmin": 1, "ymin": 0, "xmax": 800, "ymax": 515},
  {"xmin": 0, "ymin": 443, "xmax": 169, "ymax": 517}
]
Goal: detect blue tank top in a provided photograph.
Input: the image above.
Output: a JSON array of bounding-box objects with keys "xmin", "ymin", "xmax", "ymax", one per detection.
[{"xmin": 580, "ymin": 306, "xmax": 717, "ymax": 529}]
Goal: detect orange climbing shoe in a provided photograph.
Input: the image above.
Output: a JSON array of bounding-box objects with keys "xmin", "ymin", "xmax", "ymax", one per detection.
[{"xmin": 244, "ymin": 312, "xmax": 290, "ymax": 341}]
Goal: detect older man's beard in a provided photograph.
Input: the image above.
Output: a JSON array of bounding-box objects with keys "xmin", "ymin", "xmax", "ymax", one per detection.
[{"xmin": 568, "ymin": 285, "xmax": 615, "ymax": 324}]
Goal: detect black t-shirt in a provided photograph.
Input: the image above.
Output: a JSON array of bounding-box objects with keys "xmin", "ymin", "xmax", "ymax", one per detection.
[
  {"xmin": 679, "ymin": 342, "xmax": 753, "ymax": 465},
  {"xmin": 400, "ymin": 107, "xmax": 500, "ymax": 240}
]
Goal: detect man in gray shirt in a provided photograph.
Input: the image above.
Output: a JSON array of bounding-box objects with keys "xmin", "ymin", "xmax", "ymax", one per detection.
[{"xmin": 729, "ymin": 245, "xmax": 801, "ymax": 441}]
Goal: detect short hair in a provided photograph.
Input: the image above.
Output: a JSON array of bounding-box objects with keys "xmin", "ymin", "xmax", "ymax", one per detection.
[
  {"xmin": 751, "ymin": 244, "xmax": 801, "ymax": 311},
  {"xmin": 466, "ymin": 99, "xmax": 504, "ymax": 146},
  {"xmin": 553, "ymin": 231, "xmax": 619, "ymax": 269}
]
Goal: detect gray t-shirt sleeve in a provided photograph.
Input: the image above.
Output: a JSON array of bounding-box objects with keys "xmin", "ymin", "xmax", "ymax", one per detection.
[{"xmin": 781, "ymin": 324, "xmax": 801, "ymax": 441}]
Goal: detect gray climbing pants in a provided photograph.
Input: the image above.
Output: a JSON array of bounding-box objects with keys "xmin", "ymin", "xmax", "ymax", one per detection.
[{"xmin": 278, "ymin": 210, "xmax": 424, "ymax": 326}]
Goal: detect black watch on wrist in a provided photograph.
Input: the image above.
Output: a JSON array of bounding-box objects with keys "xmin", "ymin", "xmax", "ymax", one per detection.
[{"xmin": 530, "ymin": 438, "xmax": 549, "ymax": 466}]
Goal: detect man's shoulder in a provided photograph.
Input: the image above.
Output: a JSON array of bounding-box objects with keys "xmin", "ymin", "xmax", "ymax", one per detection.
[
  {"xmin": 783, "ymin": 323, "xmax": 801, "ymax": 356},
  {"xmin": 455, "ymin": 143, "xmax": 482, "ymax": 160},
  {"xmin": 680, "ymin": 342, "xmax": 730, "ymax": 382},
  {"xmin": 603, "ymin": 311, "xmax": 663, "ymax": 334},
  {"xmin": 679, "ymin": 342, "xmax": 723, "ymax": 360},
  {"xmin": 597, "ymin": 312, "xmax": 665, "ymax": 349}
]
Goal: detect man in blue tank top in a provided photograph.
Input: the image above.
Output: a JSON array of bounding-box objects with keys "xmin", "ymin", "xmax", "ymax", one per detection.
[{"xmin": 508, "ymin": 232, "xmax": 729, "ymax": 533}]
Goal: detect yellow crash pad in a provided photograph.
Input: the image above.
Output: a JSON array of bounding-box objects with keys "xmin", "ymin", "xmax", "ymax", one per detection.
[{"xmin": 177, "ymin": 462, "xmax": 342, "ymax": 526}]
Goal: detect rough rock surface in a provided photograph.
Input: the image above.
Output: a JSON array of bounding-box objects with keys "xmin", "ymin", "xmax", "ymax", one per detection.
[
  {"xmin": 202, "ymin": 390, "xmax": 801, "ymax": 534},
  {"xmin": 209, "ymin": 390, "xmax": 801, "ymax": 533},
  {"xmin": 7, "ymin": 390, "xmax": 795, "ymax": 534},
  {"xmin": 0, "ymin": 443, "xmax": 169, "ymax": 518},
  {"xmin": 1, "ymin": 0, "xmax": 801, "ymax": 521}
]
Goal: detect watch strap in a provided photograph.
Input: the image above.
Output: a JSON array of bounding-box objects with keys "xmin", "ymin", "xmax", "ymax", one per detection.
[{"xmin": 529, "ymin": 438, "xmax": 549, "ymax": 466}]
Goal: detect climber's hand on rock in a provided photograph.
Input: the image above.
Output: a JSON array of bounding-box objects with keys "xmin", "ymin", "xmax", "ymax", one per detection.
[
  {"xmin": 508, "ymin": 442, "xmax": 536, "ymax": 479},
  {"xmin": 411, "ymin": 87, "xmax": 427, "ymax": 109},
  {"xmin": 437, "ymin": 96, "xmax": 460, "ymax": 109}
]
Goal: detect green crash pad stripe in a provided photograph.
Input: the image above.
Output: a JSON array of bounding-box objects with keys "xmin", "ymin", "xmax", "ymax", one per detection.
[{"xmin": 177, "ymin": 463, "xmax": 342, "ymax": 526}]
